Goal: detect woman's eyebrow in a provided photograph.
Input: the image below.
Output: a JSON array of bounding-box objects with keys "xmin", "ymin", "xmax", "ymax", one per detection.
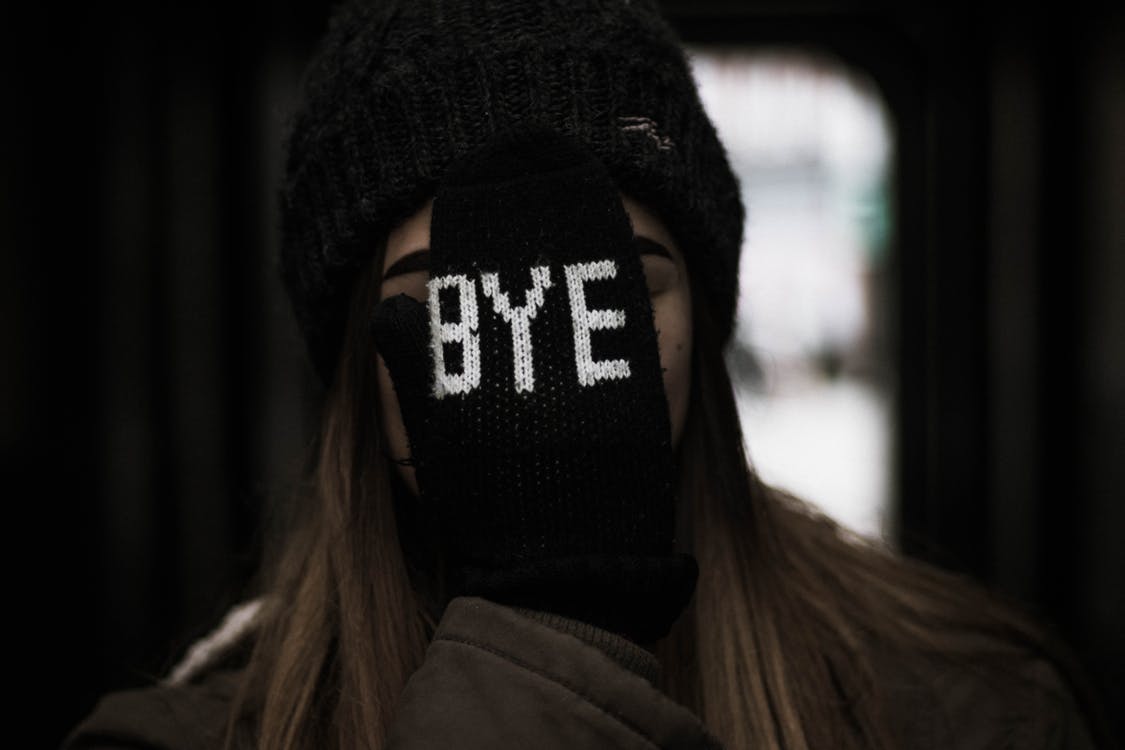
[
  {"xmin": 634, "ymin": 235, "xmax": 673, "ymax": 260},
  {"xmin": 382, "ymin": 249, "xmax": 430, "ymax": 281}
]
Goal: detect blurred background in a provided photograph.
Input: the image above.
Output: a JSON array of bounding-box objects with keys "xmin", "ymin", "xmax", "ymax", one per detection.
[{"xmin": 3, "ymin": 0, "xmax": 1121, "ymax": 744}]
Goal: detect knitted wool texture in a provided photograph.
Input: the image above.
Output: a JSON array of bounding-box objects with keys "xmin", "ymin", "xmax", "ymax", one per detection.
[
  {"xmin": 280, "ymin": 0, "xmax": 745, "ymax": 386},
  {"xmin": 371, "ymin": 126, "xmax": 698, "ymax": 644}
]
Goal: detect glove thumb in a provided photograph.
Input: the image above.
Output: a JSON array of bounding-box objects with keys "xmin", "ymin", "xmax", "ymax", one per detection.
[{"xmin": 371, "ymin": 292, "xmax": 432, "ymax": 462}]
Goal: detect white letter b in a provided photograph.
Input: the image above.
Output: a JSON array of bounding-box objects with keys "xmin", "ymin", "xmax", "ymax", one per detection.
[{"xmin": 428, "ymin": 274, "xmax": 481, "ymax": 398}]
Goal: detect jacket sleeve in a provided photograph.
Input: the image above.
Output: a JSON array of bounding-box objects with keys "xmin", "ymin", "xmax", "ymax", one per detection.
[
  {"xmin": 386, "ymin": 595, "xmax": 723, "ymax": 750},
  {"xmin": 1024, "ymin": 658, "xmax": 1100, "ymax": 750},
  {"xmin": 59, "ymin": 669, "xmax": 242, "ymax": 750},
  {"xmin": 888, "ymin": 647, "xmax": 1103, "ymax": 750}
]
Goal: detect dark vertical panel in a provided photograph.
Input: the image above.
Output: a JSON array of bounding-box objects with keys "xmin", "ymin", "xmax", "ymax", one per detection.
[
  {"xmin": 96, "ymin": 10, "xmax": 165, "ymax": 684},
  {"xmin": 986, "ymin": 25, "xmax": 1043, "ymax": 603},
  {"xmin": 1072, "ymin": 7, "xmax": 1125, "ymax": 728},
  {"xmin": 216, "ymin": 2, "xmax": 268, "ymax": 603},
  {"xmin": 1034, "ymin": 11, "xmax": 1084, "ymax": 634},
  {"xmin": 18, "ymin": 2, "xmax": 108, "ymax": 734},
  {"xmin": 0, "ymin": 23, "xmax": 27, "ymax": 458},
  {"xmin": 163, "ymin": 16, "xmax": 233, "ymax": 639},
  {"xmin": 914, "ymin": 11, "xmax": 993, "ymax": 577}
]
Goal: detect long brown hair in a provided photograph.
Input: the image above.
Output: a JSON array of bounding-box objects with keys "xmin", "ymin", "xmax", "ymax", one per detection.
[{"xmin": 221, "ymin": 233, "xmax": 1113, "ymax": 749}]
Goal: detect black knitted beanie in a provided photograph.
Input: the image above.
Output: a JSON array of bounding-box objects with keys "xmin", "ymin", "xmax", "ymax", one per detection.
[{"xmin": 279, "ymin": 0, "xmax": 745, "ymax": 386}]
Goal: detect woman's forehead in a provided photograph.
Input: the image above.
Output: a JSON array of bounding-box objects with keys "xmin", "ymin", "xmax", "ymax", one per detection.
[
  {"xmin": 381, "ymin": 193, "xmax": 681, "ymax": 272},
  {"xmin": 383, "ymin": 198, "xmax": 434, "ymax": 272}
]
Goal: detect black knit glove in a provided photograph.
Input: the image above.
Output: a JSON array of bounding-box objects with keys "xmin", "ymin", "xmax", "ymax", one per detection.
[{"xmin": 371, "ymin": 125, "xmax": 698, "ymax": 645}]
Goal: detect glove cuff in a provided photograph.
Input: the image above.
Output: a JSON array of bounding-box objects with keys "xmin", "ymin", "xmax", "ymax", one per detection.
[{"xmin": 452, "ymin": 552, "xmax": 699, "ymax": 645}]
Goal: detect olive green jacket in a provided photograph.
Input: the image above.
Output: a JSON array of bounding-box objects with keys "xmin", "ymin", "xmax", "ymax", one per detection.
[{"xmin": 61, "ymin": 595, "xmax": 1099, "ymax": 749}]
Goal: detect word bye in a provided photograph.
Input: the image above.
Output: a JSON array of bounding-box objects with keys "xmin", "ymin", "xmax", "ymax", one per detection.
[{"xmin": 427, "ymin": 259, "xmax": 631, "ymax": 398}]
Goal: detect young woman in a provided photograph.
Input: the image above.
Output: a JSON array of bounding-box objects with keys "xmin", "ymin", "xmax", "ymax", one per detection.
[{"xmin": 64, "ymin": 1, "xmax": 1113, "ymax": 748}]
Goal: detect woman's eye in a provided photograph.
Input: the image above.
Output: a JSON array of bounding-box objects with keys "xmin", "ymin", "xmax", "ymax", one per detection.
[
  {"xmin": 380, "ymin": 249, "xmax": 431, "ymax": 302},
  {"xmin": 380, "ymin": 270, "xmax": 430, "ymax": 303},
  {"xmin": 641, "ymin": 255, "xmax": 678, "ymax": 296},
  {"xmin": 633, "ymin": 235, "xmax": 679, "ymax": 296}
]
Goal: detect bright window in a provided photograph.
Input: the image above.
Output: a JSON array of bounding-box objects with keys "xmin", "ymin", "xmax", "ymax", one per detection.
[{"xmin": 687, "ymin": 46, "xmax": 897, "ymax": 543}]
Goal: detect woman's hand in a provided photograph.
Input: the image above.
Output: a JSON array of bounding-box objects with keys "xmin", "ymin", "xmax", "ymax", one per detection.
[{"xmin": 371, "ymin": 125, "xmax": 697, "ymax": 645}]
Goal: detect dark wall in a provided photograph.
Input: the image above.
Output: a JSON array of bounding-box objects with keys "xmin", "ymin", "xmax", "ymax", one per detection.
[{"xmin": 5, "ymin": 1, "xmax": 1120, "ymax": 745}]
